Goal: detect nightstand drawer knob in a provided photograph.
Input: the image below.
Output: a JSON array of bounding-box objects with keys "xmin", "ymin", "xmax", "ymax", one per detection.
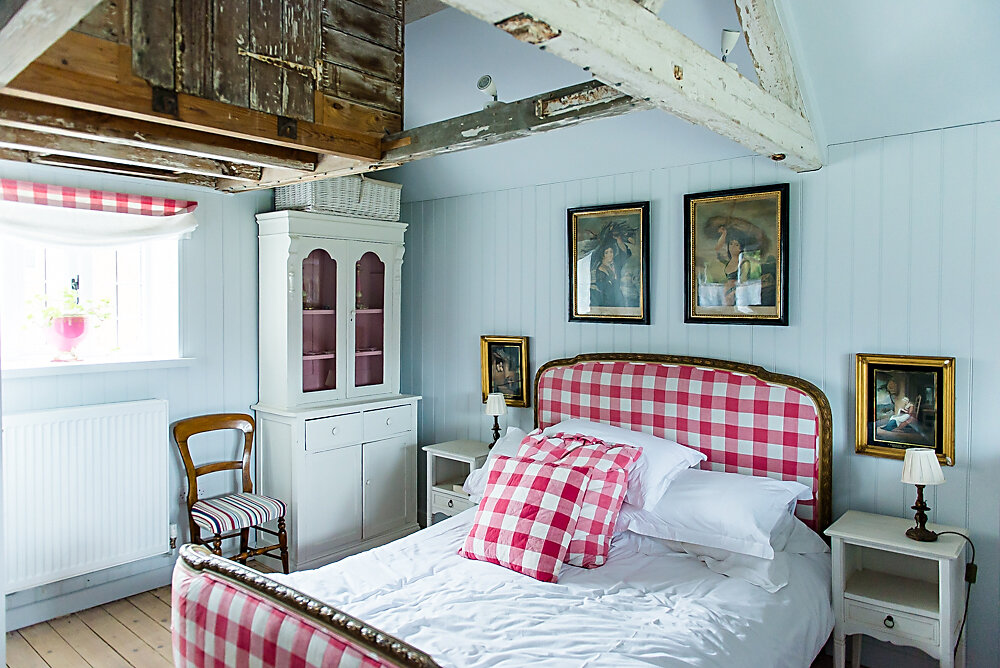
[
  {"xmin": 447, "ymin": 499, "xmax": 454, "ymax": 508},
  {"xmin": 883, "ymin": 615, "xmax": 895, "ymax": 629}
]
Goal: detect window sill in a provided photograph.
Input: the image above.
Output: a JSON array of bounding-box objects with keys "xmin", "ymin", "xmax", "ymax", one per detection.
[{"xmin": 1, "ymin": 357, "xmax": 196, "ymax": 379}]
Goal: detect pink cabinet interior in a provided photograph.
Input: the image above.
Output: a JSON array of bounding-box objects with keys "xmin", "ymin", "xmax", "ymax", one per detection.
[
  {"xmin": 302, "ymin": 249, "xmax": 337, "ymax": 393},
  {"xmin": 355, "ymin": 252, "xmax": 385, "ymax": 387}
]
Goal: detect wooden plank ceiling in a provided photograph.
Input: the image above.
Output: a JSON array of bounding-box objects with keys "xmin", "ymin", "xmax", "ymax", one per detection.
[{"xmin": 0, "ymin": 0, "xmax": 820, "ymax": 192}]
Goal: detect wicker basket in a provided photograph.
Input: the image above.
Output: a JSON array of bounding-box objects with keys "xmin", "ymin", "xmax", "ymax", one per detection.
[{"xmin": 275, "ymin": 175, "xmax": 402, "ymax": 221}]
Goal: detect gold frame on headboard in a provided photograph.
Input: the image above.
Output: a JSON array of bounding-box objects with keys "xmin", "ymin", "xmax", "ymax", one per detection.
[{"xmin": 533, "ymin": 353, "xmax": 833, "ymax": 533}]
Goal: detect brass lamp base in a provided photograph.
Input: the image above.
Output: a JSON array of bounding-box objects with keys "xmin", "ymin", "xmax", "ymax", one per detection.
[{"xmin": 906, "ymin": 484, "xmax": 938, "ymax": 542}]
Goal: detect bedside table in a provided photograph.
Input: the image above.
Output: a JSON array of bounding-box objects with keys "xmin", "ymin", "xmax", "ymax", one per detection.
[
  {"xmin": 825, "ymin": 510, "xmax": 969, "ymax": 668},
  {"xmin": 423, "ymin": 440, "xmax": 490, "ymax": 526}
]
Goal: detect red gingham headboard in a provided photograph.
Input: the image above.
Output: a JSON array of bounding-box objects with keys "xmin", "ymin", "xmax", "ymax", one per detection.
[{"xmin": 534, "ymin": 354, "xmax": 832, "ymax": 532}]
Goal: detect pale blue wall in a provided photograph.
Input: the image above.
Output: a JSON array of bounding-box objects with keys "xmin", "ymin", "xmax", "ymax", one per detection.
[
  {"xmin": 0, "ymin": 162, "xmax": 271, "ymax": 628},
  {"xmin": 400, "ymin": 121, "xmax": 1000, "ymax": 667}
]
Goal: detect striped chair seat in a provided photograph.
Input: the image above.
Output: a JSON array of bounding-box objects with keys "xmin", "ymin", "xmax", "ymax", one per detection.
[{"xmin": 191, "ymin": 493, "xmax": 286, "ymax": 535}]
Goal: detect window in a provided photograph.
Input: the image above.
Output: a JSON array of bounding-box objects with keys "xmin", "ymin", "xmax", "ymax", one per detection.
[{"xmin": 0, "ymin": 236, "xmax": 179, "ymax": 368}]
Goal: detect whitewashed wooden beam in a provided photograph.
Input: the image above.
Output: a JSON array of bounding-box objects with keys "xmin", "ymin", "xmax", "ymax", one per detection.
[
  {"xmin": 733, "ymin": 0, "xmax": 806, "ymax": 116},
  {"xmin": 0, "ymin": 0, "xmax": 102, "ymax": 88},
  {"xmin": 440, "ymin": 0, "xmax": 822, "ymax": 171},
  {"xmin": 380, "ymin": 80, "xmax": 652, "ymax": 164}
]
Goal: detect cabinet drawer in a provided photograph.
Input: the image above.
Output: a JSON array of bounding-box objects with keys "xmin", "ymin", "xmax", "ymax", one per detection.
[
  {"xmin": 432, "ymin": 490, "xmax": 474, "ymax": 515},
  {"xmin": 364, "ymin": 405, "xmax": 412, "ymax": 441},
  {"xmin": 845, "ymin": 599, "xmax": 939, "ymax": 645},
  {"xmin": 305, "ymin": 413, "xmax": 364, "ymax": 452}
]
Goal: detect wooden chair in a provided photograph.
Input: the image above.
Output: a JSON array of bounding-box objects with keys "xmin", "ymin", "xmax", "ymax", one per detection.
[{"xmin": 173, "ymin": 413, "xmax": 289, "ymax": 573}]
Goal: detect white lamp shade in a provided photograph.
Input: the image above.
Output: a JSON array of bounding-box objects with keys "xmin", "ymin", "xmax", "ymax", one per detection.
[
  {"xmin": 901, "ymin": 449, "xmax": 945, "ymax": 485},
  {"xmin": 485, "ymin": 393, "xmax": 507, "ymax": 416}
]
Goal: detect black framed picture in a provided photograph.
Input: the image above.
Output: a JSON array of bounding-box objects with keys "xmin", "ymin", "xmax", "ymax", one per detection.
[
  {"xmin": 567, "ymin": 201, "xmax": 650, "ymax": 324},
  {"xmin": 684, "ymin": 184, "xmax": 789, "ymax": 325}
]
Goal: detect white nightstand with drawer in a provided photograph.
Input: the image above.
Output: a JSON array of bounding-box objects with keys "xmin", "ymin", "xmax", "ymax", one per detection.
[
  {"xmin": 423, "ymin": 440, "xmax": 490, "ymax": 526},
  {"xmin": 825, "ymin": 510, "xmax": 970, "ymax": 668}
]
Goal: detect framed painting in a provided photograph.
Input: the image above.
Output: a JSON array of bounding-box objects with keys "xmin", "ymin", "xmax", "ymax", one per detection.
[
  {"xmin": 855, "ymin": 353, "xmax": 955, "ymax": 465},
  {"xmin": 567, "ymin": 201, "xmax": 650, "ymax": 324},
  {"xmin": 480, "ymin": 335, "xmax": 529, "ymax": 407},
  {"xmin": 684, "ymin": 184, "xmax": 789, "ymax": 325}
]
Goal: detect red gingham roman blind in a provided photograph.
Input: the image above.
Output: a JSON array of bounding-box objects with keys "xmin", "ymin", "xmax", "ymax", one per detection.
[{"xmin": 0, "ymin": 179, "xmax": 198, "ymax": 216}]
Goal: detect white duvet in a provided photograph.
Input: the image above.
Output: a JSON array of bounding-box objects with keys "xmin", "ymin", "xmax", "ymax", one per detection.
[{"xmin": 272, "ymin": 510, "xmax": 833, "ymax": 667}]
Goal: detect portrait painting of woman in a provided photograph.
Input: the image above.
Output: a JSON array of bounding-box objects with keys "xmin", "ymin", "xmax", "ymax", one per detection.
[
  {"xmin": 568, "ymin": 201, "xmax": 650, "ymax": 324},
  {"xmin": 684, "ymin": 184, "xmax": 788, "ymax": 325}
]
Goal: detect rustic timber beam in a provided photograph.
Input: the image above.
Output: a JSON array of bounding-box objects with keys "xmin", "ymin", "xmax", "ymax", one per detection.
[
  {"xmin": 217, "ymin": 154, "xmax": 378, "ymax": 193},
  {"xmin": 379, "ymin": 80, "xmax": 652, "ymax": 164},
  {"xmin": 0, "ymin": 0, "xmax": 102, "ymax": 88},
  {"xmin": 441, "ymin": 0, "xmax": 822, "ymax": 171},
  {"xmin": 25, "ymin": 154, "xmax": 218, "ymax": 187},
  {"xmin": 0, "ymin": 126, "xmax": 263, "ymax": 182},
  {"xmin": 633, "ymin": 0, "xmax": 666, "ymax": 13},
  {"xmin": 733, "ymin": 0, "xmax": 807, "ymax": 117},
  {"xmin": 3, "ymin": 33, "xmax": 381, "ymax": 160},
  {"xmin": 0, "ymin": 95, "xmax": 316, "ymax": 171}
]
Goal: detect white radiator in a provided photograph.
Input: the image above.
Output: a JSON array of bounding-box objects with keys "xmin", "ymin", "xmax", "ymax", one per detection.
[{"xmin": 2, "ymin": 400, "xmax": 169, "ymax": 593}]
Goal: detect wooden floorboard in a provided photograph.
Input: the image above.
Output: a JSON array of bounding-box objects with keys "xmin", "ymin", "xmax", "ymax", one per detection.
[
  {"xmin": 16, "ymin": 624, "xmax": 87, "ymax": 668},
  {"xmin": 6, "ymin": 631, "xmax": 49, "ymax": 668},
  {"xmin": 46, "ymin": 616, "xmax": 131, "ymax": 668},
  {"xmin": 123, "ymin": 593, "xmax": 171, "ymax": 633},
  {"xmin": 101, "ymin": 600, "xmax": 172, "ymax": 663},
  {"xmin": 74, "ymin": 607, "xmax": 172, "ymax": 668}
]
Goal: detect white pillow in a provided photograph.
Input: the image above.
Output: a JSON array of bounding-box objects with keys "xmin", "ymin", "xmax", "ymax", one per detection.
[
  {"xmin": 541, "ymin": 419, "xmax": 705, "ymax": 511},
  {"xmin": 621, "ymin": 468, "xmax": 812, "ymax": 559},
  {"xmin": 462, "ymin": 427, "xmax": 526, "ymax": 503}
]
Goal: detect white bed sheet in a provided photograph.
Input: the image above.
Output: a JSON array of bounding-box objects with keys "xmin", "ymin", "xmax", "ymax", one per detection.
[{"xmin": 271, "ymin": 510, "xmax": 833, "ymax": 667}]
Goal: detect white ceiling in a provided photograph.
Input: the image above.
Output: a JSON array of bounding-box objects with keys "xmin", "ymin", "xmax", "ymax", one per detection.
[{"xmin": 390, "ymin": 0, "xmax": 999, "ymax": 202}]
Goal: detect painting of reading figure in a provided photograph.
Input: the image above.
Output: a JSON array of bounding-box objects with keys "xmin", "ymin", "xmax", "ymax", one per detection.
[
  {"xmin": 872, "ymin": 372, "xmax": 935, "ymax": 447},
  {"xmin": 489, "ymin": 345, "xmax": 522, "ymax": 398},
  {"xmin": 584, "ymin": 219, "xmax": 640, "ymax": 308}
]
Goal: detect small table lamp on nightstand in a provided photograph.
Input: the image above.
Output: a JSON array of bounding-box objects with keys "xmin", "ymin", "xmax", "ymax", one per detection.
[
  {"xmin": 485, "ymin": 392, "xmax": 506, "ymax": 448},
  {"xmin": 901, "ymin": 448, "xmax": 946, "ymax": 542}
]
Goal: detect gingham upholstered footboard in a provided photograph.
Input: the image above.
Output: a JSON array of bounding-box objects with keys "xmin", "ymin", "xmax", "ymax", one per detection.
[{"xmin": 172, "ymin": 545, "xmax": 440, "ymax": 668}]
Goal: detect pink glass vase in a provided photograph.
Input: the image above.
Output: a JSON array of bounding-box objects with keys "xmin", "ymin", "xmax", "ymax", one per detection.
[{"xmin": 49, "ymin": 315, "xmax": 88, "ymax": 361}]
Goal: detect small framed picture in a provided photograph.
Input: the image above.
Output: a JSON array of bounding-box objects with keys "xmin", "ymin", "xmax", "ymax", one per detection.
[
  {"xmin": 480, "ymin": 336, "xmax": 529, "ymax": 407},
  {"xmin": 684, "ymin": 184, "xmax": 789, "ymax": 325},
  {"xmin": 567, "ymin": 201, "xmax": 650, "ymax": 324},
  {"xmin": 855, "ymin": 353, "xmax": 955, "ymax": 465}
]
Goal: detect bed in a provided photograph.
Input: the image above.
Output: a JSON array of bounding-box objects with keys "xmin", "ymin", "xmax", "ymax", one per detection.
[{"xmin": 173, "ymin": 354, "xmax": 834, "ymax": 668}]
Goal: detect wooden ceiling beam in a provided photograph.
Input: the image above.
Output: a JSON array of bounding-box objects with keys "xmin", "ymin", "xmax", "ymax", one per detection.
[
  {"xmin": 0, "ymin": 95, "xmax": 317, "ymax": 171},
  {"xmin": 380, "ymin": 80, "xmax": 653, "ymax": 164},
  {"xmin": 734, "ymin": 0, "xmax": 808, "ymax": 117},
  {"xmin": 0, "ymin": 126, "xmax": 263, "ymax": 182},
  {"xmin": 441, "ymin": 0, "xmax": 822, "ymax": 171},
  {"xmin": 24, "ymin": 154, "xmax": 218, "ymax": 187},
  {"xmin": 0, "ymin": 0, "xmax": 102, "ymax": 88},
  {"xmin": 217, "ymin": 154, "xmax": 378, "ymax": 193},
  {"xmin": 3, "ymin": 32, "xmax": 382, "ymax": 161},
  {"xmin": 633, "ymin": 0, "xmax": 666, "ymax": 14}
]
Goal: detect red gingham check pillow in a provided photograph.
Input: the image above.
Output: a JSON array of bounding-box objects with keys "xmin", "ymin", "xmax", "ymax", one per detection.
[
  {"xmin": 518, "ymin": 432, "xmax": 641, "ymax": 568},
  {"xmin": 458, "ymin": 456, "xmax": 590, "ymax": 582}
]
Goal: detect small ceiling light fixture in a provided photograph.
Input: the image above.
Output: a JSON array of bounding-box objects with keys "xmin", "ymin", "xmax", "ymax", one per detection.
[
  {"xmin": 721, "ymin": 29, "xmax": 740, "ymax": 70},
  {"xmin": 477, "ymin": 74, "xmax": 500, "ymax": 109}
]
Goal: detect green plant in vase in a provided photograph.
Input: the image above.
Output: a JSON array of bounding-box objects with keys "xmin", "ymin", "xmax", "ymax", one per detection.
[{"xmin": 26, "ymin": 289, "xmax": 111, "ymax": 361}]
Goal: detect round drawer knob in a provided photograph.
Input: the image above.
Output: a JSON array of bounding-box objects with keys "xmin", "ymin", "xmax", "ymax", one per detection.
[
  {"xmin": 386, "ymin": 417, "xmax": 392, "ymax": 426},
  {"xmin": 883, "ymin": 615, "xmax": 895, "ymax": 629},
  {"xmin": 447, "ymin": 499, "xmax": 454, "ymax": 508}
]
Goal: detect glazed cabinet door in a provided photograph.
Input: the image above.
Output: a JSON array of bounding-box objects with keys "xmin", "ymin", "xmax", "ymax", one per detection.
[
  {"xmin": 291, "ymin": 238, "xmax": 350, "ymax": 406},
  {"xmin": 348, "ymin": 242, "xmax": 398, "ymax": 398},
  {"xmin": 361, "ymin": 434, "xmax": 416, "ymax": 538},
  {"xmin": 298, "ymin": 442, "xmax": 362, "ymax": 563}
]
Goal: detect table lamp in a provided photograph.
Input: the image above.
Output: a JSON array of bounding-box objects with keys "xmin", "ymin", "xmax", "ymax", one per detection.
[
  {"xmin": 485, "ymin": 393, "xmax": 506, "ymax": 448},
  {"xmin": 901, "ymin": 448, "xmax": 945, "ymax": 542}
]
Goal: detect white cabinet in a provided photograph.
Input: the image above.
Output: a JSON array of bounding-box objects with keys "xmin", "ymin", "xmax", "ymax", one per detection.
[
  {"xmin": 255, "ymin": 210, "xmax": 418, "ymax": 571},
  {"xmin": 257, "ymin": 210, "xmax": 406, "ymax": 410},
  {"xmin": 255, "ymin": 397, "xmax": 419, "ymax": 571}
]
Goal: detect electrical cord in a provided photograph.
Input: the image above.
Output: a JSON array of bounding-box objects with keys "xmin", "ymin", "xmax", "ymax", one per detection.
[{"xmin": 935, "ymin": 530, "xmax": 976, "ymax": 659}]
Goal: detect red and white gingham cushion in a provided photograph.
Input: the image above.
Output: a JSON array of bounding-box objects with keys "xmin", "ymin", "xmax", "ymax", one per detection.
[
  {"xmin": 172, "ymin": 562, "xmax": 395, "ymax": 668},
  {"xmin": 459, "ymin": 456, "xmax": 590, "ymax": 582},
  {"xmin": 191, "ymin": 493, "xmax": 286, "ymax": 535},
  {"xmin": 519, "ymin": 432, "xmax": 640, "ymax": 568},
  {"xmin": 537, "ymin": 361, "xmax": 821, "ymax": 528}
]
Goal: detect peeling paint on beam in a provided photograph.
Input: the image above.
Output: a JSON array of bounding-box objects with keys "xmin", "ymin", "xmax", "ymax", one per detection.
[
  {"xmin": 537, "ymin": 84, "xmax": 628, "ymax": 117},
  {"xmin": 495, "ymin": 12, "xmax": 560, "ymax": 44}
]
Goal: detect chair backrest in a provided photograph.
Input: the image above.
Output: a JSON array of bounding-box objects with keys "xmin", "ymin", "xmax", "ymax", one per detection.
[{"xmin": 173, "ymin": 413, "xmax": 255, "ymax": 512}]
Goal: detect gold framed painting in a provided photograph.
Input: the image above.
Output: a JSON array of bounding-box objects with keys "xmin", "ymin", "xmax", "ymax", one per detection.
[
  {"xmin": 480, "ymin": 335, "xmax": 529, "ymax": 407},
  {"xmin": 684, "ymin": 184, "xmax": 789, "ymax": 325},
  {"xmin": 567, "ymin": 201, "xmax": 650, "ymax": 324},
  {"xmin": 855, "ymin": 353, "xmax": 955, "ymax": 465}
]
